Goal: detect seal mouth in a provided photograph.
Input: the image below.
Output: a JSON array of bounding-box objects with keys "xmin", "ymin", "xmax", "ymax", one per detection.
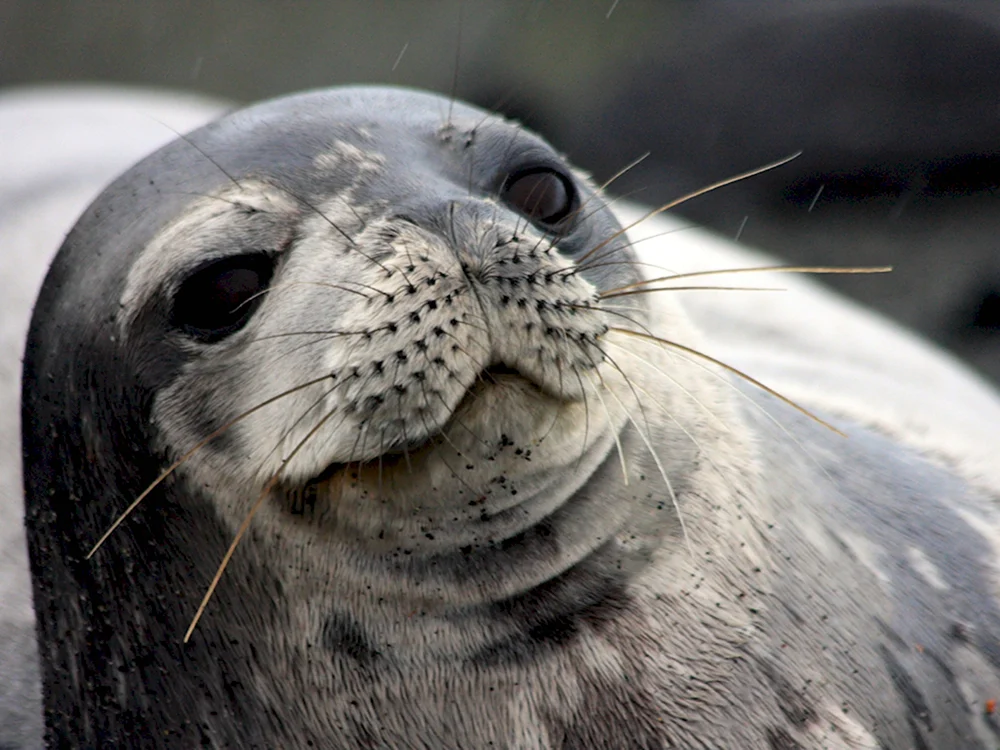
[
  {"xmin": 302, "ymin": 363, "xmax": 538, "ymax": 486},
  {"xmin": 481, "ymin": 363, "xmax": 522, "ymax": 380}
]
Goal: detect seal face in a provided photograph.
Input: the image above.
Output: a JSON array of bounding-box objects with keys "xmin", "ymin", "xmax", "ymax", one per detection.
[{"xmin": 20, "ymin": 86, "xmax": 1000, "ymax": 749}]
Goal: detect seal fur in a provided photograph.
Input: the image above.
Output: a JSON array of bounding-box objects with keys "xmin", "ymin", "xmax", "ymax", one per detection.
[{"xmin": 14, "ymin": 86, "xmax": 1000, "ymax": 749}]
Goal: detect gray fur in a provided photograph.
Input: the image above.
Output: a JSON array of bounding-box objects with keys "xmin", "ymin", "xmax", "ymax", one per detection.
[{"xmin": 5, "ymin": 85, "xmax": 1000, "ymax": 749}]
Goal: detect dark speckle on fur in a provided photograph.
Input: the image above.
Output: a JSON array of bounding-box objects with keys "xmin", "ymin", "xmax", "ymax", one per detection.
[{"xmin": 322, "ymin": 612, "xmax": 381, "ymax": 665}]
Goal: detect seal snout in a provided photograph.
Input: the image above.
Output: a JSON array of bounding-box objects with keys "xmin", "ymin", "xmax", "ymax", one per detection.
[{"xmin": 273, "ymin": 210, "xmax": 614, "ymax": 467}]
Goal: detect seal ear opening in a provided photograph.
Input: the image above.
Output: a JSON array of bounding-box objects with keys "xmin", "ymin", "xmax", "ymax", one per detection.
[{"xmin": 171, "ymin": 253, "xmax": 274, "ymax": 342}]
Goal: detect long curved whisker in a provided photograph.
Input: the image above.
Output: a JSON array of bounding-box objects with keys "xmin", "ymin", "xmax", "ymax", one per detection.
[
  {"xmin": 408, "ymin": 353, "xmax": 494, "ymax": 454},
  {"xmin": 533, "ymin": 358, "xmax": 570, "ymax": 447},
  {"xmin": 569, "ymin": 301, "xmax": 649, "ymax": 316},
  {"xmin": 575, "ymin": 152, "xmax": 803, "ymax": 268},
  {"xmin": 250, "ymin": 328, "xmax": 386, "ymax": 343},
  {"xmin": 568, "ymin": 225, "xmax": 701, "ymax": 279},
  {"xmin": 585, "ymin": 342, "xmax": 654, "ymax": 444},
  {"xmin": 606, "ymin": 361, "xmax": 723, "ymax": 461},
  {"xmin": 603, "ymin": 381, "xmax": 691, "ymax": 556},
  {"xmin": 582, "ymin": 373, "xmax": 629, "ymax": 485},
  {"xmin": 86, "ymin": 374, "xmax": 335, "ymax": 559},
  {"xmin": 603, "ymin": 265, "xmax": 893, "ymax": 297},
  {"xmin": 522, "ymin": 175, "xmax": 647, "ymax": 262},
  {"xmin": 257, "ymin": 381, "xmax": 347, "ymax": 479},
  {"xmin": 231, "ymin": 280, "xmax": 373, "ymax": 319},
  {"xmin": 408, "ymin": 390, "xmax": 492, "ymax": 497},
  {"xmin": 619, "ymin": 330, "xmax": 842, "ymax": 488},
  {"xmin": 601, "ymin": 285, "xmax": 784, "ymax": 300},
  {"xmin": 168, "ymin": 128, "xmax": 403, "ymax": 282},
  {"xmin": 603, "ymin": 339, "xmax": 729, "ymax": 433},
  {"xmin": 570, "ymin": 300, "xmax": 657, "ymax": 341},
  {"xmin": 599, "ymin": 152, "xmax": 650, "ymax": 193},
  {"xmin": 597, "ymin": 373, "xmax": 701, "ymax": 559},
  {"xmin": 585, "ymin": 371, "xmax": 694, "ymax": 558},
  {"xmin": 609, "ymin": 327, "xmax": 845, "ymax": 436},
  {"xmin": 570, "ymin": 366, "xmax": 593, "ymax": 476},
  {"xmin": 564, "ymin": 258, "xmax": 676, "ymax": 278},
  {"xmin": 183, "ymin": 406, "xmax": 339, "ymax": 643}
]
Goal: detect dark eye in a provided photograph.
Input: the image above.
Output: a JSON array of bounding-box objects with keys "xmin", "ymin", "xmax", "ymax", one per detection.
[
  {"xmin": 501, "ymin": 167, "xmax": 576, "ymax": 228},
  {"xmin": 172, "ymin": 254, "xmax": 274, "ymax": 341}
]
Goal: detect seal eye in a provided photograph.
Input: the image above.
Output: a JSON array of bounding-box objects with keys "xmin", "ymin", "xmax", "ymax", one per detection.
[
  {"xmin": 502, "ymin": 168, "xmax": 576, "ymax": 228},
  {"xmin": 172, "ymin": 254, "xmax": 273, "ymax": 341}
]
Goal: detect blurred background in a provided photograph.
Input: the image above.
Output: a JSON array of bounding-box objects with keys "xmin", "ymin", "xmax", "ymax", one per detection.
[{"xmin": 3, "ymin": 0, "xmax": 999, "ymax": 384}]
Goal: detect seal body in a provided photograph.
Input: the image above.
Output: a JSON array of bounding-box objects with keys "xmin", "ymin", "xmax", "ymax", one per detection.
[{"xmin": 9, "ymin": 86, "xmax": 1000, "ymax": 749}]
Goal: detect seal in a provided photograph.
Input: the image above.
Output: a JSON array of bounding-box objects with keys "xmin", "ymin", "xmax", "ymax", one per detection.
[{"xmin": 15, "ymin": 85, "xmax": 1000, "ymax": 749}]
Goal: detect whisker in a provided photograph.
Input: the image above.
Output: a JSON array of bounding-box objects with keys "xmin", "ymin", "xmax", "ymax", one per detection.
[
  {"xmin": 604, "ymin": 265, "xmax": 893, "ymax": 297},
  {"xmin": 86, "ymin": 374, "xmax": 334, "ymax": 559},
  {"xmin": 231, "ymin": 279, "xmax": 372, "ymax": 319},
  {"xmin": 734, "ymin": 215, "xmax": 749, "ymax": 242},
  {"xmin": 582, "ymin": 373, "xmax": 629, "ymax": 485},
  {"xmin": 415, "ymin": 373, "xmax": 490, "ymax": 453},
  {"xmin": 521, "ymin": 176, "xmax": 647, "ymax": 263},
  {"xmin": 346, "ymin": 415, "xmax": 369, "ymax": 466},
  {"xmin": 422, "ymin": 432, "xmax": 482, "ymax": 503},
  {"xmin": 255, "ymin": 323, "xmax": 385, "ymax": 361},
  {"xmin": 259, "ymin": 381, "xmax": 347, "ymax": 478},
  {"xmin": 164, "ymin": 127, "xmax": 243, "ymax": 191},
  {"xmin": 600, "ymin": 285, "xmax": 784, "ymax": 301},
  {"xmin": 250, "ymin": 327, "xmax": 383, "ymax": 343},
  {"xmin": 609, "ymin": 327, "xmax": 845, "ymax": 437},
  {"xmin": 183, "ymin": 406, "xmax": 339, "ymax": 643},
  {"xmin": 622, "ymin": 331, "xmax": 841, "ymax": 489},
  {"xmin": 533, "ymin": 357, "xmax": 569, "ymax": 446},
  {"xmin": 591, "ymin": 371, "xmax": 694, "ymax": 559},
  {"xmin": 605, "ymin": 359, "xmax": 724, "ymax": 461},
  {"xmin": 564, "ymin": 258, "xmax": 675, "ymax": 278},
  {"xmin": 446, "ymin": 0, "xmax": 464, "ymax": 127},
  {"xmin": 570, "ymin": 299, "xmax": 657, "ymax": 341},
  {"xmin": 409, "ymin": 391, "xmax": 494, "ymax": 497},
  {"xmin": 565, "ymin": 184, "xmax": 645, "ymax": 237},
  {"xmin": 567, "ymin": 301, "xmax": 649, "ymax": 316},
  {"xmin": 599, "ymin": 152, "xmax": 650, "ymax": 193},
  {"xmin": 570, "ymin": 365, "xmax": 593, "ymax": 476},
  {"xmin": 568, "ymin": 223, "xmax": 699, "ymax": 279},
  {"xmin": 603, "ymin": 339, "xmax": 729, "ymax": 433},
  {"xmin": 586, "ymin": 341, "xmax": 654, "ymax": 444},
  {"xmin": 169, "ymin": 127, "xmax": 379, "ymax": 263},
  {"xmin": 575, "ymin": 152, "xmax": 803, "ymax": 268}
]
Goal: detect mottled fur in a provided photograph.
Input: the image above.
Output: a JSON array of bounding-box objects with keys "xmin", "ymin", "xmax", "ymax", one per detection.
[{"xmin": 8, "ymin": 87, "xmax": 1000, "ymax": 749}]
